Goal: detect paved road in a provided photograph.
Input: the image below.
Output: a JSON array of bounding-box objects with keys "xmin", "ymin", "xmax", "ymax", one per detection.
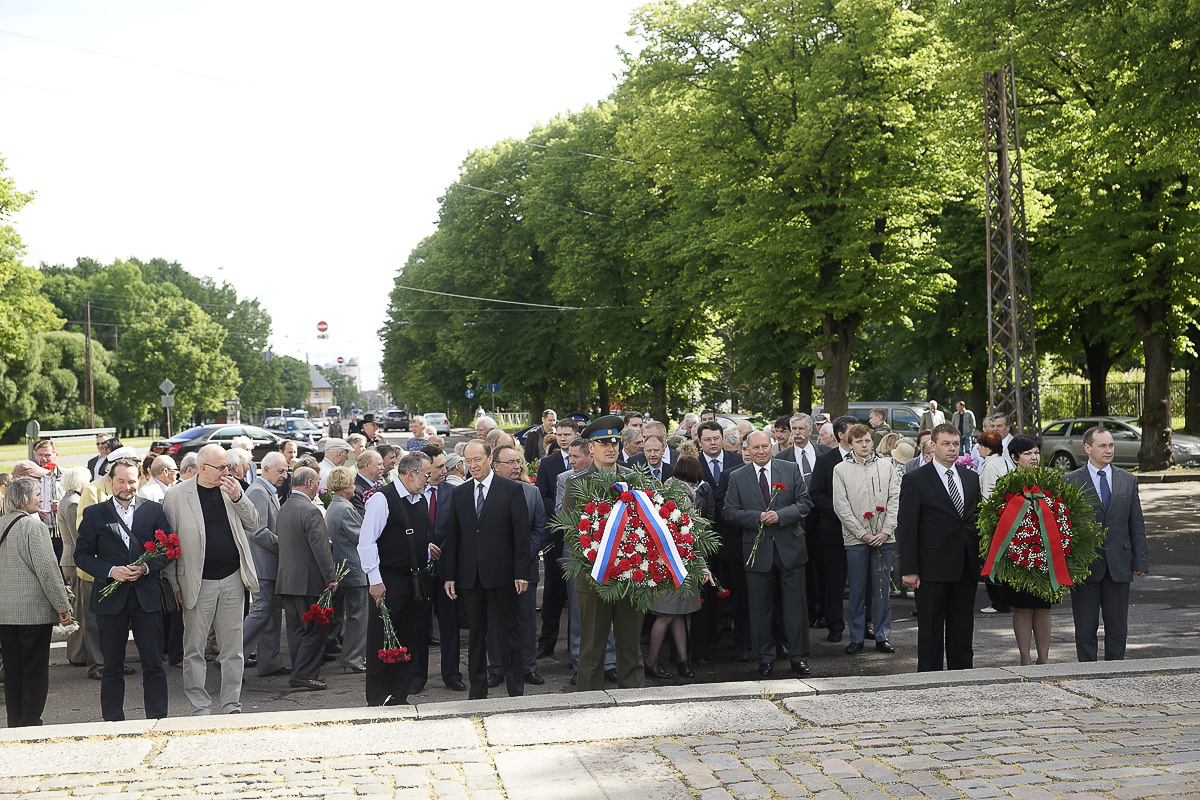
[
  {"xmin": 23, "ymin": 475, "xmax": 1200, "ymax": 726},
  {"xmin": 1, "ymin": 660, "xmax": 1197, "ymax": 799}
]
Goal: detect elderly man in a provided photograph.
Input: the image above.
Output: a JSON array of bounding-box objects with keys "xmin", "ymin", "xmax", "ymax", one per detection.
[
  {"xmin": 919, "ymin": 400, "xmax": 946, "ymax": 433},
  {"xmin": 475, "ymin": 415, "xmax": 499, "ymax": 441},
  {"xmin": 318, "ymin": 438, "xmax": 352, "ymax": 494},
  {"xmin": 242, "ymin": 452, "xmax": 291, "ymax": 677},
  {"xmin": 360, "ymin": 413, "xmax": 384, "ymax": 447},
  {"xmin": 377, "ymin": 445, "xmax": 400, "ymax": 484},
  {"xmin": 414, "ymin": 446, "xmax": 465, "ymax": 692},
  {"xmin": 406, "ymin": 416, "xmax": 429, "ymax": 452},
  {"xmin": 352, "ymin": 450, "xmax": 385, "ymax": 514},
  {"xmin": 137, "ymin": 456, "xmax": 178, "ymax": 502},
  {"xmin": 488, "ymin": 443, "xmax": 546, "ymax": 687},
  {"xmin": 619, "ymin": 425, "xmax": 644, "ymax": 464},
  {"xmin": 230, "ymin": 436, "xmax": 257, "ymax": 482},
  {"xmin": 276, "ymin": 467, "xmax": 337, "ymax": 690},
  {"xmin": 722, "ymin": 427, "xmax": 742, "ymax": 454},
  {"xmin": 164, "ymin": 444, "xmax": 259, "ymax": 715},
  {"xmin": 228, "ymin": 448, "xmax": 253, "ymax": 490},
  {"xmin": 179, "ymin": 453, "xmax": 200, "ymax": 482},
  {"xmin": 641, "ymin": 435, "xmax": 672, "ymax": 481},
  {"xmin": 777, "ymin": 413, "xmax": 830, "ymax": 626}
]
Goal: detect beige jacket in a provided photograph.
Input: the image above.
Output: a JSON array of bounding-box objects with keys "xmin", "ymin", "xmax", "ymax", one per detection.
[
  {"xmin": 0, "ymin": 512, "xmax": 71, "ymax": 625},
  {"xmin": 832, "ymin": 454, "xmax": 900, "ymax": 547},
  {"xmin": 163, "ymin": 476, "xmax": 260, "ymax": 609}
]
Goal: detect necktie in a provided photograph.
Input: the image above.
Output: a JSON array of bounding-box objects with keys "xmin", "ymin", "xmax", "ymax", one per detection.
[
  {"xmin": 758, "ymin": 467, "xmax": 770, "ymax": 505},
  {"xmin": 475, "ymin": 482, "xmax": 485, "ymax": 518},
  {"xmin": 800, "ymin": 449, "xmax": 812, "ymax": 485},
  {"xmin": 711, "ymin": 459, "xmax": 721, "ymax": 483},
  {"xmin": 1098, "ymin": 469, "xmax": 1111, "ymax": 511},
  {"xmin": 945, "ymin": 468, "xmax": 964, "ymax": 517},
  {"xmin": 428, "ymin": 489, "xmax": 437, "ymax": 523},
  {"xmin": 653, "ymin": 467, "xmax": 661, "ymax": 481}
]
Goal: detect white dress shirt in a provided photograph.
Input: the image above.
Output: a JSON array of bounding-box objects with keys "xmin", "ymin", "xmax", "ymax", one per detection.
[
  {"xmin": 111, "ymin": 497, "xmax": 135, "ymax": 547},
  {"xmin": 1086, "ymin": 461, "xmax": 1112, "ymax": 499},
  {"xmin": 359, "ymin": 483, "xmax": 426, "ymax": 584},
  {"xmin": 754, "ymin": 461, "xmax": 774, "ymax": 489},
  {"xmin": 936, "ymin": 461, "xmax": 965, "ymax": 506},
  {"xmin": 474, "ymin": 470, "xmax": 495, "ymax": 504}
]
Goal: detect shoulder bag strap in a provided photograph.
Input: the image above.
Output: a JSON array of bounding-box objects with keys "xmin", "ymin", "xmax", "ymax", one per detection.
[{"xmin": 0, "ymin": 515, "xmax": 24, "ymax": 549}]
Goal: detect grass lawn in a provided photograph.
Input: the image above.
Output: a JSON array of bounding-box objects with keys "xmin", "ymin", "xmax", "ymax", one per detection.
[{"xmin": 0, "ymin": 436, "xmax": 157, "ymax": 471}]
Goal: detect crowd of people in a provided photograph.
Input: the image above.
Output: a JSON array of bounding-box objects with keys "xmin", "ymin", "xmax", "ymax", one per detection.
[{"xmin": 0, "ymin": 402, "xmax": 1148, "ymax": 726}]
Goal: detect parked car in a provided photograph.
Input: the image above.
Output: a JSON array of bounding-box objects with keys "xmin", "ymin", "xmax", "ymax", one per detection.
[
  {"xmin": 264, "ymin": 416, "xmax": 325, "ymax": 447},
  {"xmin": 424, "ymin": 412, "xmax": 450, "ymax": 435},
  {"xmin": 150, "ymin": 424, "xmax": 316, "ymax": 463},
  {"xmin": 1039, "ymin": 416, "xmax": 1200, "ymax": 472},
  {"xmin": 383, "ymin": 408, "xmax": 410, "ymax": 431},
  {"xmin": 813, "ymin": 402, "xmax": 927, "ymax": 436}
]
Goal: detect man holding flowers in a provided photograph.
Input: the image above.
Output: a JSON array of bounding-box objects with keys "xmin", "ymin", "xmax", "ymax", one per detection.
[{"xmin": 75, "ymin": 457, "xmax": 173, "ymax": 722}]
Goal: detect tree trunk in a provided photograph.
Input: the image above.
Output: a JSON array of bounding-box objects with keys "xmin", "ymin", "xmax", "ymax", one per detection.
[
  {"xmin": 969, "ymin": 363, "xmax": 987, "ymax": 422},
  {"xmin": 1133, "ymin": 314, "xmax": 1174, "ymax": 470},
  {"xmin": 1081, "ymin": 333, "xmax": 1113, "ymax": 416},
  {"xmin": 820, "ymin": 312, "xmax": 860, "ymax": 417},
  {"xmin": 779, "ymin": 375, "xmax": 795, "ymax": 417},
  {"xmin": 796, "ymin": 367, "xmax": 814, "ymax": 413},
  {"xmin": 596, "ymin": 373, "xmax": 610, "ymax": 418},
  {"xmin": 651, "ymin": 377, "xmax": 667, "ymax": 424}
]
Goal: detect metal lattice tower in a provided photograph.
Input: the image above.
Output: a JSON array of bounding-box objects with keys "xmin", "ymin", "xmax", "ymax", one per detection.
[{"xmin": 984, "ymin": 61, "xmax": 1040, "ymax": 433}]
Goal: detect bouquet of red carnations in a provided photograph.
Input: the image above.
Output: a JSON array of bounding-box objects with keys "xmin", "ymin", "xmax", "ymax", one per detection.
[
  {"xmin": 376, "ymin": 600, "xmax": 411, "ymax": 664},
  {"xmin": 99, "ymin": 529, "xmax": 180, "ymax": 602},
  {"xmin": 302, "ymin": 560, "xmax": 351, "ymax": 625}
]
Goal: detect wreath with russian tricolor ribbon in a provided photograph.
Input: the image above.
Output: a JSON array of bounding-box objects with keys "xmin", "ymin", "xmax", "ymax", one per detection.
[
  {"xmin": 976, "ymin": 466, "xmax": 1104, "ymax": 602},
  {"xmin": 552, "ymin": 467, "xmax": 719, "ymax": 612}
]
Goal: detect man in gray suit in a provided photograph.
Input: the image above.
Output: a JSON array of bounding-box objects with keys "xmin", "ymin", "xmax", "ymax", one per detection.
[
  {"xmin": 951, "ymin": 402, "xmax": 976, "ymax": 454},
  {"xmin": 1064, "ymin": 426, "xmax": 1148, "ymax": 661},
  {"xmin": 276, "ymin": 467, "xmax": 338, "ymax": 690},
  {"xmin": 777, "ymin": 413, "xmax": 830, "ymax": 625},
  {"xmin": 723, "ymin": 430, "xmax": 813, "ymax": 677},
  {"xmin": 243, "ymin": 452, "xmax": 290, "ymax": 676}
]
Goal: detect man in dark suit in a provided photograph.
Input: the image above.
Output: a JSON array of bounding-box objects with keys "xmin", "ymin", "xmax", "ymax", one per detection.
[
  {"xmin": 777, "ymin": 413, "xmax": 831, "ymax": 626},
  {"xmin": 413, "ymin": 447, "xmax": 464, "ymax": 692},
  {"xmin": 1063, "ymin": 426, "xmax": 1149, "ymax": 661},
  {"xmin": 74, "ymin": 457, "xmax": 170, "ymax": 722},
  {"xmin": 696, "ymin": 421, "xmax": 743, "ymax": 493},
  {"xmin": 534, "ymin": 419, "xmax": 579, "ymax": 658},
  {"xmin": 705, "ymin": 423, "xmax": 753, "ymax": 660},
  {"xmin": 351, "ymin": 450, "xmax": 384, "ymax": 514},
  {"xmin": 641, "ymin": 421, "xmax": 679, "ymax": 466},
  {"xmin": 808, "ymin": 415, "xmax": 858, "ymax": 641},
  {"xmin": 442, "ymin": 439, "xmax": 530, "ymax": 699},
  {"xmin": 723, "ymin": 431, "xmax": 813, "ymax": 676},
  {"xmin": 897, "ymin": 423, "xmax": 982, "ymax": 671},
  {"xmin": 87, "ymin": 432, "xmax": 111, "ymax": 481},
  {"xmin": 276, "ymin": 467, "xmax": 338, "ymax": 690},
  {"xmin": 635, "ymin": 434, "xmax": 673, "ymax": 482}
]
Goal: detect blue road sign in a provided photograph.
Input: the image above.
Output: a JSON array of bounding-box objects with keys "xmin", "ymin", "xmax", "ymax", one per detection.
[
  {"xmin": 486, "ymin": 383, "xmax": 500, "ymax": 393},
  {"xmin": 465, "ymin": 389, "xmax": 476, "ymax": 399}
]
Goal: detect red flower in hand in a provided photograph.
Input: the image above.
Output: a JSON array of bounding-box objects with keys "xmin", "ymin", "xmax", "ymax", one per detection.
[
  {"xmin": 771, "ymin": 482, "xmax": 786, "ymax": 492},
  {"xmin": 167, "ymin": 533, "xmax": 180, "ymax": 547},
  {"xmin": 862, "ymin": 511, "xmax": 875, "ymax": 520},
  {"xmin": 717, "ymin": 588, "xmax": 731, "ymax": 598},
  {"xmin": 144, "ymin": 541, "xmax": 157, "ymax": 553},
  {"xmin": 875, "ymin": 506, "xmax": 885, "ymax": 512}
]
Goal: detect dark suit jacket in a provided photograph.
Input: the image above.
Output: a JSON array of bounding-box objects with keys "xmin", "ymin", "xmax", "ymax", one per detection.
[
  {"xmin": 275, "ymin": 494, "xmax": 336, "ymax": 596},
  {"xmin": 896, "ymin": 461, "xmax": 981, "ymax": 583},
  {"xmin": 1064, "ymin": 465, "xmax": 1148, "ymax": 582},
  {"xmin": 442, "ymin": 475, "xmax": 530, "ymax": 590},
  {"xmin": 723, "ymin": 459, "xmax": 812, "ymax": 572},
  {"xmin": 75, "ymin": 498, "xmax": 170, "ymax": 615},
  {"xmin": 621, "ymin": 453, "xmax": 674, "ymax": 481},
  {"xmin": 699, "ymin": 450, "xmax": 744, "ymax": 494},
  {"xmin": 536, "ymin": 450, "xmax": 573, "ymax": 522},
  {"xmin": 88, "ymin": 453, "xmax": 104, "ymax": 480},
  {"xmin": 776, "ymin": 442, "xmax": 831, "ymax": 470},
  {"xmin": 351, "ymin": 473, "xmax": 374, "ymax": 515},
  {"xmin": 808, "ymin": 446, "xmax": 850, "ymax": 545}
]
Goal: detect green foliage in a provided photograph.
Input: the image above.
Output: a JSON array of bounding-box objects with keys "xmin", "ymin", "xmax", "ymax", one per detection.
[
  {"xmin": 317, "ymin": 365, "xmax": 359, "ymax": 411},
  {"xmin": 275, "ymin": 356, "xmax": 312, "ymax": 410},
  {"xmin": 23, "ymin": 331, "xmax": 119, "ymax": 431}
]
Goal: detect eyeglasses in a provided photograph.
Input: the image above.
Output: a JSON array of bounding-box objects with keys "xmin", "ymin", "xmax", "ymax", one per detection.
[
  {"xmin": 202, "ymin": 463, "xmax": 231, "ymax": 472},
  {"xmin": 495, "ymin": 459, "xmax": 523, "ymax": 467}
]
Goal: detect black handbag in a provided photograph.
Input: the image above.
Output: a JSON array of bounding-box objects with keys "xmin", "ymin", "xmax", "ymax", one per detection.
[
  {"xmin": 105, "ymin": 501, "xmax": 178, "ymax": 613},
  {"xmin": 392, "ymin": 492, "xmax": 435, "ymax": 602}
]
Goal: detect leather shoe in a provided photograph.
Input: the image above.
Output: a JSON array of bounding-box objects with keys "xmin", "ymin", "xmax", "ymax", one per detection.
[
  {"xmin": 570, "ymin": 672, "xmax": 577, "ymax": 686},
  {"xmin": 676, "ymin": 660, "xmax": 695, "ymax": 679},
  {"xmin": 324, "ymin": 643, "xmax": 342, "ymax": 654},
  {"xmin": 735, "ymin": 646, "xmax": 751, "ymax": 661},
  {"xmin": 826, "ymin": 630, "xmax": 843, "ymax": 643},
  {"xmin": 524, "ymin": 671, "xmax": 545, "ymax": 685},
  {"xmin": 844, "ymin": 642, "xmax": 864, "ymax": 654},
  {"xmin": 757, "ymin": 662, "xmax": 773, "ymax": 677},
  {"xmin": 865, "ymin": 627, "xmax": 875, "ymax": 641},
  {"xmin": 123, "ymin": 666, "xmax": 135, "ymax": 675},
  {"xmin": 790, "ymin": 660, "xmax": 811, "ymax": 676},
  {"xmin": 322, "ymin": 652, "xmax": 336, "ymax": 663},
  {"xmin": 811, "ymin": 617, "xmax": 828, "ymax": 629},
  {"xmin": 604, "ymin": 668, "xmax": 618, "ymax": 682},
  {"xmin": 245, "ymin": 657, "xmax": 257, "ymax": 669},
  {"xmin": 644, "ymin": 661, "xmax": 673, "ymax": 679},
  {"xmin": 342, "ymin": 665, "xmax": 366, "ymax": 674},
  {"xmin": 88, "ymin": 671, "xmax": 102, "ymax": 680},
  {"xmin": 288, "ymin": 678, "xmax": 326, "ymax": 690},
  {"xmin": 875, "ymin": 640, "xmax": 896, "ymax": 653},
  {"xmin": 536, "ymin": 644, "xmax": 555, "ymax": 659},
  {"xmin": 487, "ymin": 673, "xmax": 504, "ymax": 688},
  {"xmin": 262, "ymin": 666, "xmax": 293, "ymax": 676},
  {"xmin": 445, "ymin": 679, "xmax": 467, "ymax": 691}
]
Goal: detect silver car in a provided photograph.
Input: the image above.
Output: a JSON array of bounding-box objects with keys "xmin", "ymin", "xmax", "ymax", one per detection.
[
  {"xmin": 1039, "ymin": 416, "xmax": 1200, "ymax": 471},
  {"xmin": 424, "ymin": 412, "xmax": 450, "ymax": 435}
]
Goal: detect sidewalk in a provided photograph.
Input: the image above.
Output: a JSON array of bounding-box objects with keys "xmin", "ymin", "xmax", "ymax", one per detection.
[{"xmin": 2, "ymin": 656, "xmax": 1197, "ymax": 799}]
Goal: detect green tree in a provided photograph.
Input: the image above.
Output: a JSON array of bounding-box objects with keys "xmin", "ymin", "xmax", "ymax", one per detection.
[
  {"xmin": 275, "ymin": 356, "xmax": 312, "ymax": 410},
  {"xmin": 24, "ymin": 331, "xmax": 119, "ymax": 431},
  {"xmin": 317, "ymin": 365, "xmax": 359, "ymax": 412}
]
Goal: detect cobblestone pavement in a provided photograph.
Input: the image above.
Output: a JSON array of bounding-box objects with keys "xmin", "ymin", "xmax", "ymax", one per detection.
[{"xmin": 2, "ymin": 665, "xmax": 1198, "ymax": 800}]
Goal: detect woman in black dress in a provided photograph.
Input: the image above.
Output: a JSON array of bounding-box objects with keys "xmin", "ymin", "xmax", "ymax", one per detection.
[{"xmin": 1003, "ymin": 435, "xmax": 1054, "ymax": 665}]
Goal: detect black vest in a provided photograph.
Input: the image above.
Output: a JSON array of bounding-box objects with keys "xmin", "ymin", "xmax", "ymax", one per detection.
[{"xmin": 378, "ymin": 481, "xmax": 430, "ymax": 576}]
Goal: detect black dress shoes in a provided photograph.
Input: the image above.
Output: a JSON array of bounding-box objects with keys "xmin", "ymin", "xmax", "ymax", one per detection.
[
  {"xmin": 735, "ymin": 646, "xmax": 751, "ymax": 661},
  {"xmin": 675, "ymin": 660, "xmax": 695, "ymax": 679},
  {"xmin": 536, "ymin": 644, "xmax": 555, "ymax": 659},
  {"xmin": 342, "ymin": 665, "xmax": 365, "ymax": 674},
  {"xmin": 245, "ymin": 657, "xmax": 257, "ymax": 669},
  {"xmin": 811, "ymin": 617, "xmax": 828, "ymax": 629},
  {"xmin": 524, "ymin": 671, "xmax": 545, "ymax": 685},
  {"xmin": 865, "ymin": 627, "xmax": 875, "ymax": 641},
  {"xmin": 262, "ymin": 666, "xmax": 292, "ymax": 676},
  {"xmin": 844, "ymin": 642, "xmax": 864, "ymax": 654},
  {"xmin": 757, "ymin": 661, "xmax": 774, "ymax": 677},
  {"xmin": 446, "ymin": 679, "xmax": 467, "ymax": 691},
  {"xmin": 604, "ymin": 668, "xmax": 619, "ymax": 682},
  {"xmin": 826, "ymin": 630, "xmax": 843, "ymax": 643},
  {"xmin": 644, "ymin": 661, "xmax": 673, "ymax": 679},
  {"xmin": 790, "ymin": 660, "xmax": 811, "ymax": 676},
  {"xmin": 487, "ymin": 673, "xmax": 504, "ymax": 688},
  {"xmin": 875, "ymin": 640, "xmax": 896, "ymax": 653},
  {"xmin": 288, "ymin": 678, "xmax": 326, "ymax": 690}
]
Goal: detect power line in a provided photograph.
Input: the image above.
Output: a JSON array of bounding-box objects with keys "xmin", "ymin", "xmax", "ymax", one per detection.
[
  {"xmin": 394, "ymin": 284, "xmax": 581, "ymax": 310},
  {"xmin": 394, "ymin": 285, "xmax": 678, "ymax": 312}
]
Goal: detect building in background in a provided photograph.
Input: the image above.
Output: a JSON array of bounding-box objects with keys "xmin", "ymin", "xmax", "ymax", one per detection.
[{"xmin": 308, "ymin": 363, "xmax": 333, "ymax": 415}]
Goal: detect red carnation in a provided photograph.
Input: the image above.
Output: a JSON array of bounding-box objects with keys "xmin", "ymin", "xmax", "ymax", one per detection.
[
  {"xmin": 584, "ymin": 502, "xmax": 597, "ymax": 514},
  {"xmin": 862, "ymin": 511, "xmax": 874, "ymax": 520},
  {"xmin": 167, "ymin": 533, "xmax": 180, "ymax": 547},
  {"xmin": 682, "ymin": 533, "xmax": 693, "ymax": 544},
  {"xmin": 578, "ymin": 519, "xmax": 591, "ymax": 531},
  {"xmin": 144, "ymin": 541, "xmax": 157, "ymax": 553},
  {"xmin": 679, "ymin": 514, "xmax": 691, "ymax": 526},
  {"xmin": 580, "ymin": 534, "xmax": 592, "ymax": 548},
  {"xmin": 717, "ymin": 588, "xmax": 731, "ymax": 598},
  {"xmin": 875, "ymin": 505, "xmax": 885, "ymax": 512},
  {"xmin": 586, "ymin": 550, "xmax": 598, "ymax": 562},
  {"xmin": 771, "ymin": 482, "xmax": 786, "ymax": 491},
  {"xmin": 631, "ymin": 569, "xmax": 646, "ymax": 582},
  {"xmin": 630, "ymin": 553, "xmax": 643, "ymax": 566},
  {"xmin": 597, "ymin": 502, "xmax": 611, "ymax": 515},
  {"xmin": 620, "ymin": 491, "xmax": 634, "ymax": 503}
]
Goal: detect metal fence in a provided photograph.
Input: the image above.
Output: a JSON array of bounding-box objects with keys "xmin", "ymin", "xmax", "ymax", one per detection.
[{"xmin": 1040, "ymin": 380, "xmax": 1187, "ymax": 421}]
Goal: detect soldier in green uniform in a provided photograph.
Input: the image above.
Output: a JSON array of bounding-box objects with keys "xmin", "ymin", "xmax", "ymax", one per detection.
[{"xmin": 564, "ymin": 415, "xmax": 645, "ymax": 691}]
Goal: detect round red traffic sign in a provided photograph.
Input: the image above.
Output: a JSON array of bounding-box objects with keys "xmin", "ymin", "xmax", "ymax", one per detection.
[
  {"xmin": 317, "ymin": 321, "xmax": 328, "ymax": 332},
  {"xmin": 337, "ymin": 357, "xmax": 344, "ymax": 364}
]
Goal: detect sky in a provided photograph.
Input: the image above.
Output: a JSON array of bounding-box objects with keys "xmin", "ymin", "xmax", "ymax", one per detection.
[{"xmin": 0, "ymin": 0, "xmax": 648, "ymax": 391}]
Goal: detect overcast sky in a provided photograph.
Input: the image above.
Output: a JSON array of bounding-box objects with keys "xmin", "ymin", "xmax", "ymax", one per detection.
[{"xmin": 1, "ymin": 0, "xmax": 646, "ymax": 391}]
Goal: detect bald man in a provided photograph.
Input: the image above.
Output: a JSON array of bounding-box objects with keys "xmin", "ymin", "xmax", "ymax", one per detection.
[{"xmin": 137, "ymin": 456, "xmax": 178, "ymax": 502}]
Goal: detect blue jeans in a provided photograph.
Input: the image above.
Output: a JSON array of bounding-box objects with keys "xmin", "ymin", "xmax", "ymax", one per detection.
[{"xmin": 845, "ymin": 543, "xmax": 893, "ymax": 644}]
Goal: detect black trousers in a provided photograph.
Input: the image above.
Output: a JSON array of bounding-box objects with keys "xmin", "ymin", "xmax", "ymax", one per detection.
[
  {"xmin": 97, "ymin": 591, "xmax": 167, "ymax": 722},
  {"xmin": 163, "ymin": 609, "xmax": 184, "ymax": 665},
  {"xmin": 0, "ymin": 624, "xmax": 52, "ymax": 727},
  {"xmin": 461, "ymin": 583, "xmax": 522, "ymax": 699},
  {"xmin": 914, "ymin": 572, "xmax": 976, "ymax": 671},
  {"xmin": 281, "ymin": 595, "xmax": 326, "ymax": 681},
  {"xmin": 538, "ymin": 542, "xmax": 568, "ymax": 650},
  {"xmin": 414, "ymin": 577, "xmax": 461, "ymax": 687},
  {"xmin": 365, "ymin": 572, "xmax": 424, "ymax": 706},
  {"xmin": 821, "ymin": 540, "xmax": 849, "ymax": 634},
  {"xmin": 805, "ymin": 526, "xmax": 824, "ymax": 622}
]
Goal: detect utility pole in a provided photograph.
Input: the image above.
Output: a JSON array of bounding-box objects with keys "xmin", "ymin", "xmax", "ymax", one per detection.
[{"xmin": 85, "ymin": 300, "xmax": 95, "ymax": 427}]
